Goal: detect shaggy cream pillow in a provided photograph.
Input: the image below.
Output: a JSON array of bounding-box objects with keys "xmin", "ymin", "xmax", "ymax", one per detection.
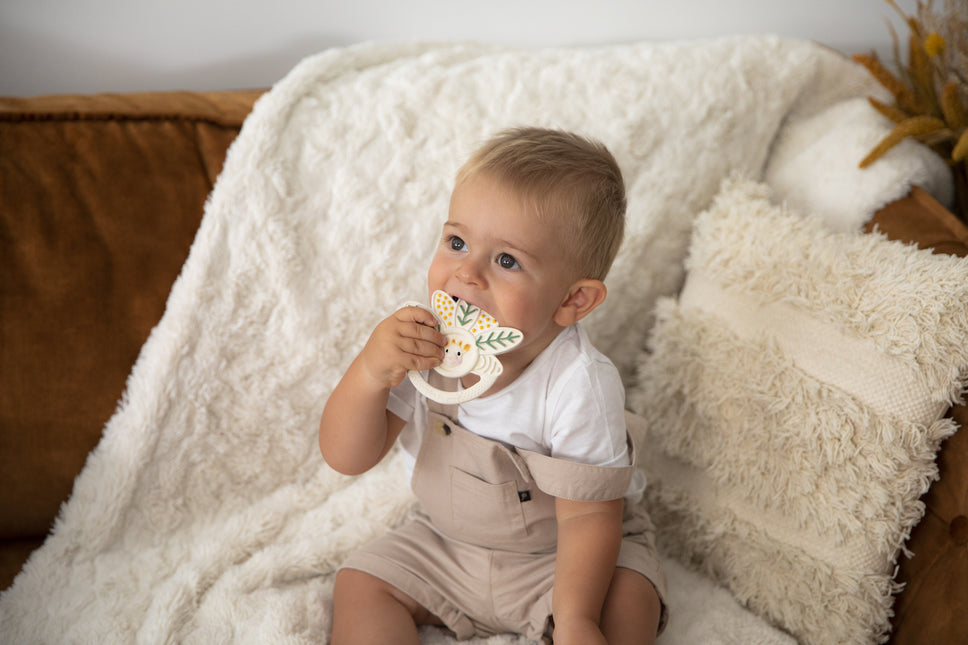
[{"xmin": 630, "ymin": 179, "xmax": 968, "ymax": 645}]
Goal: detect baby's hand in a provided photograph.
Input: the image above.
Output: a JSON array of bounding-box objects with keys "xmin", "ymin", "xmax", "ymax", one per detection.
[{"xmin": 358, "ymin": 306, "xmax": 445, "ymax": 389}]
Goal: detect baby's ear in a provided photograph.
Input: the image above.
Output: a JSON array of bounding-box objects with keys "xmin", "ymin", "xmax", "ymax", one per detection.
[{"xmin": 553, "ymin": 279, "xmax": 607, "ymax": 326}]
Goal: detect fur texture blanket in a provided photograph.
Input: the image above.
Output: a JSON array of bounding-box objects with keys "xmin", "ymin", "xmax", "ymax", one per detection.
[{"xmin": 0, "ymin": 37, "xmax": 951, "ymax": 644}]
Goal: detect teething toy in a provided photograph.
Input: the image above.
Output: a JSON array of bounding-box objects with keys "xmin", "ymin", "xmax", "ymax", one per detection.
[{"xmin": 407, "ymin": 290, "xmax": 523, "ymax": 404}]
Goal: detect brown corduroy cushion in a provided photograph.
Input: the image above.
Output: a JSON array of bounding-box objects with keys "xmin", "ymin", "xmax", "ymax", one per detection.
[
  {"xmin": 0, "ymin": 90, "xmax": 261, "ymax": 590},
  {"xmin": 865, "ymin": 186, "xmax": 968, "ymax": 644}
]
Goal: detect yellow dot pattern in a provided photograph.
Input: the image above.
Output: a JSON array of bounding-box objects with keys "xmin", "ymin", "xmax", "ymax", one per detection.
[
  {"xmin": 433, "ymin": 291, "xmax": 456, "ymax": 328},
  {"xmin": 470, "ymin": 312, "xmax": 496, "ymax": 335},
  {"xmin": 431, "ymin": 290, "xmax": 503, "ymax": 336}
]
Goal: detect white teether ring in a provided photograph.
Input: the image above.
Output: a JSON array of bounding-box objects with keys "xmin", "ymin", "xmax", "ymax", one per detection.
[
  {"xmin": 405, "ymin": 290, "xmax": 523, "ymax": 405},
  {"xmin": 408, "ymin": 369, "xmax": 498, "ymax": 405}
]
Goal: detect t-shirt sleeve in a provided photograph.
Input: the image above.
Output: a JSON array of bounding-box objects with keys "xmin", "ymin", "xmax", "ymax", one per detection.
[
  {"xmin": 387, "ymin": 373, "xmax": 417, "ymax": 423},
  {"xmin": 387, "ymin": 372, "xmax": 424, "ymax": 462},
  {"xmin": 547, "ymin": 357, "xmax": 629, "ymax": 468}
]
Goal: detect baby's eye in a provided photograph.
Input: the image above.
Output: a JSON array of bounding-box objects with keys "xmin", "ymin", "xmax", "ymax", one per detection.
[
  {"xmin": 448, "ymin": 236, "xmax": 466, "ymax": 252},
  {"xmin": 497, "ymin": 253, "xmax": 519, "ymax": 270}
]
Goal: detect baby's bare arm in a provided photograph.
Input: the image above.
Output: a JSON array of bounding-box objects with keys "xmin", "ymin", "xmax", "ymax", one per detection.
[
  {"xmin": 318, "ymin": 307, "xmax": 443, "ymax": 475},
  {"xmin": 552, "ymin": 497, "xmax": 624, "ymax": 645}
]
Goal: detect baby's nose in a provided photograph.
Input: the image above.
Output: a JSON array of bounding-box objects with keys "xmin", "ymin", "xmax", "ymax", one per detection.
[{"xmin": 456, "ymin": 260, "xmax": 485, "ymax": 285}]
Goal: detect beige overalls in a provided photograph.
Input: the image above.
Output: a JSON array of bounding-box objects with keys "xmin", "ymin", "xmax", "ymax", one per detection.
[{"xmin": 341, "ymin": 374, "xmax": 668, "ymax": 641}]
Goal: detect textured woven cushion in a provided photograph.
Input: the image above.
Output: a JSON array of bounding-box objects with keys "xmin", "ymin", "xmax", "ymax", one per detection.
[{"xmin": 631, "ymin": 179, "xmax": 968, "ymax": 645}]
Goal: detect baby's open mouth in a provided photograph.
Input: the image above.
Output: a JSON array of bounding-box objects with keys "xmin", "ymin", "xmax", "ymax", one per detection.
[
  {"xmin": 448, "ymin": 293, "xmax": 489, "ymax": 318},
  {"xmin": 447, "ymin": 292, "xmax": 477, "ymax": 309}
]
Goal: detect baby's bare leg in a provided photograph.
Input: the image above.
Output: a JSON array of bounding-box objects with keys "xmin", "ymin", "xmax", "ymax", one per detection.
[
  {"xmin": 600, "ymin": 567, "xmax": 662, "ymax": 645},
  {"xmin": 331, "ymin": 568, "xmax": 443, "ymax": 645}
]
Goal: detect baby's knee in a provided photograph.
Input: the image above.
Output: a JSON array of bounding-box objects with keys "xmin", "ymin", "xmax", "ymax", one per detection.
[
  {"xmin": 333, "ymin": 568, "xmax": 440, "ymax": 625},
  {"xmin": 601, "ymin": 568, "xmax": 663, "ymax": 645},
  {"xmin": 334, "ymin": 568, "xmax": 393, "ymax": 603}
]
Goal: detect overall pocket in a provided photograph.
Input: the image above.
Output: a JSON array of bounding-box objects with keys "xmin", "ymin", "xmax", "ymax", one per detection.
[{"xmin": 449, "ymin": 466, "xmax": 529, "ymax": 545}]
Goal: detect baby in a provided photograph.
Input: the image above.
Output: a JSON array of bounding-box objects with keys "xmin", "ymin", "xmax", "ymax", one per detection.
[{"xmin": 319, "ymin": 127, "xmax": 666, "ymax": 644}]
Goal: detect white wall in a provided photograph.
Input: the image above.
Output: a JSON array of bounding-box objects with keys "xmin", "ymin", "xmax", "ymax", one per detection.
[{"xmin": 0, "ymin": 0, "xmax": 916, "ymax": 96}]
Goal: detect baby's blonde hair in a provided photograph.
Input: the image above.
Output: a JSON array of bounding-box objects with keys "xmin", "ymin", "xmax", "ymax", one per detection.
[{"xmin": 455, "ymin": 127, "xmax": 626, "ymax": 281}]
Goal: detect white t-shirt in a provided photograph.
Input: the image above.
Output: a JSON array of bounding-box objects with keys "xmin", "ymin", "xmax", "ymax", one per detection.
[{"xmin": 388, "ymin": 323, "xmax": 646, "ymax": 501}]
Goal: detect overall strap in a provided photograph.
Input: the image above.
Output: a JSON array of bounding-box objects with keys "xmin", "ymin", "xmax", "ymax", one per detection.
[
  {"xmin": 421, "ymin": 371, "xmax": 636, "ymax": 501},
  {"xmin": 518, "ymin": 447, "xmax": 634, "ymax": 502},
  {"xmin": 423, "ymin": 371, "xmax": 535, "ymax": 486}
]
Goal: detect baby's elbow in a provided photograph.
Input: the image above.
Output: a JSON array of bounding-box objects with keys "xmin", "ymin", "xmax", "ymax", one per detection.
[
  {"xmin": 327, "ymin": 459, "xmax": 369, "ymax": 477},
  {"xmin": 318, "ymin": 442, "xmax": 374, "ymax": 477},
  {"xmin": 319, "ymin": 444, "xmax": 361, "ymax": 476},
  {"xmin": 318, "ymin": 414, "xmax": 389, "ymax": 476}
]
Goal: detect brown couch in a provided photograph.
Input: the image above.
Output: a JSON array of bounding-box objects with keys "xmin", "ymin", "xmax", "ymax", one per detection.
[
  {"xmin": 0, "ymin": 89, "xmax": 263, "ymax": 588},
  {"xmin": 1, "ymin": 90, "xmax": 965, "ymax": 643}
]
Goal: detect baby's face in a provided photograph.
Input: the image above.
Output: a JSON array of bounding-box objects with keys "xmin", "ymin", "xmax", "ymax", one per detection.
[{"xmin": 427, "ymin": 173, "xmax": 578, "ymax": 361}]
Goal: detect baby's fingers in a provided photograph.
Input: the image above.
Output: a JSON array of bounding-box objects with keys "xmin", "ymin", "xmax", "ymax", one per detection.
[
  {"xmin": 404, "ymin": 352, "xmax": 443, "ymax": 373},
  {"xmin": 395, "ymin": 305, "xmax": 441, "ymax": 332},
  {"xmin": 396, "ymin": 308, "xmax": 445, "ymax": 345},
  {"xmin": 396, "ymin": 332, "xmax": 444, "ymax": 364}
]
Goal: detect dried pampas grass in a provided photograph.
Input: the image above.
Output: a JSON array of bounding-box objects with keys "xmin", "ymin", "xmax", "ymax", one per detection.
[{"xmin": 854, "ymin": 0, "xmax": 968, "ymax": 222}]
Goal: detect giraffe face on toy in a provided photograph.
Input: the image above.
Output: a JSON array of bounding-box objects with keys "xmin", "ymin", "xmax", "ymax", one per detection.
[
  {"xmin": 407, "ymin": 291, "xmax": 523, "ymax": 404},
  {"xmin": 438, "ymin": 332, "xmax": 479, "ymax": 378},
  {"xmin": 427, "ymin": 290, "xmax": 522, "ymax": 380}
]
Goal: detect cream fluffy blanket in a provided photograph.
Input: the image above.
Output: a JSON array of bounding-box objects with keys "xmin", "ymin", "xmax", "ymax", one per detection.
[{"xmin": 0, "ymin": 37, "xmax": 951, "ymax": 644}]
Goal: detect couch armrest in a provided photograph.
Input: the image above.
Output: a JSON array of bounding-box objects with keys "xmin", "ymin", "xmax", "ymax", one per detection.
[
  {"xmin": 865, "ymin": 187, "xmax": 968, "ymax": 644},
  {"xmin": 0, "ymin": 90, "xmax": 262, "ymax": 589}
]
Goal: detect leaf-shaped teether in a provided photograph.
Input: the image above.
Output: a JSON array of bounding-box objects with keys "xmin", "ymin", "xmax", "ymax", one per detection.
[{"xmin": 408, "ymin": 290, "xmax": 523, "ymax": 404}]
